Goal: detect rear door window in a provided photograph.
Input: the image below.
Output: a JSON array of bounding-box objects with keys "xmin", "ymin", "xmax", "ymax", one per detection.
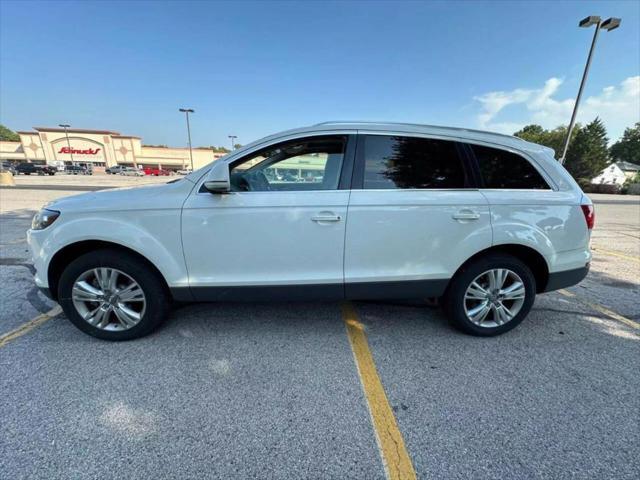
[
  {"xmin": 470, "ymin": 144, "xmax": 550, "ymax": 189},
  {"xmin": 360, "ymin": 135, "xmax": 468, "ymax": 189}
]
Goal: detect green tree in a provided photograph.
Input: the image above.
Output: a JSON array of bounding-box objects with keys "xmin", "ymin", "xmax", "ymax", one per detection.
[
  {"xmin": 564, "ymin": 117, "xmax": 610, "ymax": 181},
  {"xmin": 208, "ymin": 146, "xmax": 230, "ymax": 153},
  {"xmin": 0, "ymin": 124, "xmax": 20, "ymax": 142},
  {"xmin": 514, "ymin": 124, "xmax": 580, "ymax": 159},
  {"xmin": 514, "ymin": 124, "xmax": 546, "ymax": 143},
  {"xmin": 609, "ymin": 122, "xmax": 640, "ymax": 164}
]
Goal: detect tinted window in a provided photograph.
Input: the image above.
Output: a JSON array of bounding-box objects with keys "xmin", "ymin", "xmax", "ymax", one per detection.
[
  {"xmin": 472, "ymin": 144, "xmax": 549, "ymax": 189},
  {"xmin": 362, "ymin": 135, "xmax": 467, "ymax": 189},
  {"xmin": 229, "ymin": 136, "xmax": 345, "ymax": 192}
]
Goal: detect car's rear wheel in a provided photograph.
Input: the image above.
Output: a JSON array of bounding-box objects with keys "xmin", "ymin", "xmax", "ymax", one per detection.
[
  {"xmin": 58, "ymin": 249, "xmax": 170, "ymax": 340},
  {"xmin": 443, "ymin": 254, "xmax": 536, "ymax": 336}
]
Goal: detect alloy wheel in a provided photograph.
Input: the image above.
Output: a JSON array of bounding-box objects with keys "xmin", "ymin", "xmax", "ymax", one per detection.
[
  {"xmin": 71, "ymin": 268, "xmax": 146, "ymax": 331},
  {"xmin": 463, "ymin": 268, "xmax": 526, "ymax": 328}
]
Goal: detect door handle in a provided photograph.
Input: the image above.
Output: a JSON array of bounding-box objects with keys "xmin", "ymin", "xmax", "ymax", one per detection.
[
  {"xmin": 311, "ymin": 214, "xmax": 342, "ymax": 223},
  {"xmin": 452, "ymin": 211, "xmax": 480, "ymax": 221}
]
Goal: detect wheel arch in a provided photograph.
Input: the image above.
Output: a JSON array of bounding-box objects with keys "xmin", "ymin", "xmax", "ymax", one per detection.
[
  {"xmin": 48, "ymin": 240, "xmax": 170, "ymax": 301},
  {"xmin": 452, "ymin": 244, "xmax": 550, "ymax": 293}
]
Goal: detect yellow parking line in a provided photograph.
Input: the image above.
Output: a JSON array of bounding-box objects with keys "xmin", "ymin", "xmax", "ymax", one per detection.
[
  {"xmin": 342, "ymin": 302, "xmax": 417, "ymax": 480},
  {"xmin": 558, "ymin": 290, "xmax": 639, "ymax": 330},
  {"xmin": 592, "ymin": 247, "xmax": 640, "ymax": 263},
  {"xmin": 0, "ymin": 305, "xmax": 62, "ymax": 348}
]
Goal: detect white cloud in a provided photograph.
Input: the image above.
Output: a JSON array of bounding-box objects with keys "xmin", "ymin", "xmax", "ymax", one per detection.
[{"xmin": 473, "ymin": 76, "xmax": 640, "ymax": 141}]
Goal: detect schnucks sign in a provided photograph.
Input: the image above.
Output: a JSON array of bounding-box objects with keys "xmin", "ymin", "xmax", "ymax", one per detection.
[{"xmin": 58, "ymin": 147, "xmax": 101, "ymax": 155}]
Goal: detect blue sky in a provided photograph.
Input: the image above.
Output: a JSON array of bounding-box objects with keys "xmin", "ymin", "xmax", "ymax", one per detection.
[{"xmin": 1, "ymin": 0, "xmax": 638, "ymax": 147}]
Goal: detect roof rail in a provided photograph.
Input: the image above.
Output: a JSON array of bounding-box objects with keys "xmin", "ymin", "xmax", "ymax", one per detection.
[{"xmin": 313, "ymin": 121, "xmax": 523, "ymax": 141}]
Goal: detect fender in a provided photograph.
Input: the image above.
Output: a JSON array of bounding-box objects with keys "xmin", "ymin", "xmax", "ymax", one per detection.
[
  {"xmin": 491, "ymin": 221, "xmax": 555, "ymax": 258},
  {"xmin": 35, "ymin": 215, "xmax": 189, "ymax": 289}
]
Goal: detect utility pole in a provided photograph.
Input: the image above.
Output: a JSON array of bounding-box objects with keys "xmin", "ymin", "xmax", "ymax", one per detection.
[
  {"xmin": 59, "ymin": 124, "xmax": 74, "ymax": 164},
  {"xmin": 179, "ymin": 108, "xmax": 195, "ymax": 170},
  {"xmin": 228, "ymin": 135, "xmax": 238, "ymax": 151},
  {"xmin": 559, "ymin": 16, "xmax": 621, "ymax": 164}
]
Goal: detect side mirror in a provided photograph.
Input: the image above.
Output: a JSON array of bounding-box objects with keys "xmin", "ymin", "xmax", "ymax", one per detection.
[{"xmin": 203, "ymin": 161, "xmax": 231, "ymax": 194}]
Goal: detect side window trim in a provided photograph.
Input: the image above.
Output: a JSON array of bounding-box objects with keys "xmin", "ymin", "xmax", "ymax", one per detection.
[
  {"xmin": 351, "ymin": 133, "xmax": 478, "ymax": 191},
  {"xmin": 460, "ymin": 142, "xmax": 485, "ymax": 188},
  {"xmin": 456, "ymin": 142, "xmax": 481, "ymax": 189},
  {"xmin": 338, "ymin": 134, "xmax": 357, "ymax": 190},
  {"xmin": 351, "ymin": 133, "xmax": 366, "ymax": 190}
]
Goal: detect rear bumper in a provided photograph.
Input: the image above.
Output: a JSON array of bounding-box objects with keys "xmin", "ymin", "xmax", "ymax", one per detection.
[{"xmin": 543, "ymin": 264, "xmax": 590, "ymax": 292}]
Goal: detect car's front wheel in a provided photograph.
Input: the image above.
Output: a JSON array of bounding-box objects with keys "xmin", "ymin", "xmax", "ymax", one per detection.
[
  {"xmin": 58, "ymin": 249, "xmax": 170, "ymax": 340},
  {"xmin": 443, "ymin": 254, "xmax": 536, "ymax": 336}
]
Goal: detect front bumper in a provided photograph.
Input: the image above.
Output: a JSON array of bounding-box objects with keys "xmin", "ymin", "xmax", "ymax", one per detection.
[{"xmin": 26, "ymin": 229, "xmax": 49, "ymax": 289}]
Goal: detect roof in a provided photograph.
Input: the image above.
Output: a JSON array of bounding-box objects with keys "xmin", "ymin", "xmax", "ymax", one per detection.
[
  {"xmin": 315, "ymin": 121, "xmax": 522, "ymax": 141},
  {"xmin": 310, "ymin": 121, "xmax": 548, "ymax": 152},
  {"xmin": 615, "ymin": 161, "xmax": 640, "ymax": 172}
]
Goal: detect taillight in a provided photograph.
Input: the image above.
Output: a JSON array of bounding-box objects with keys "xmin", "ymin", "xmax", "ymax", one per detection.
[{"xmin": 581, "ymin": 204, "xmax": 595, "ymax": 230}]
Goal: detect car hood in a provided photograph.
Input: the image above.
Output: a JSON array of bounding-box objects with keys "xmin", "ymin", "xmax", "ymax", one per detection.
[{"xmin": 45, "ymin": 179, "xmax": 196, "ymax": 213}]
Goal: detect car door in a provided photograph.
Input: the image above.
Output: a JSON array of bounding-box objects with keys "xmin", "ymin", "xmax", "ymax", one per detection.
[
  {"xmin": 181, "ymin": 134, "xmax": 356, "ymax": 301},
  {"xmin": 344, "ymin": 133, "xmax": 492, "ymax": 299}
]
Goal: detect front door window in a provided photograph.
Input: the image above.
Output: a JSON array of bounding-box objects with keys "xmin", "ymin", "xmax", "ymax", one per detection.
[{"xmin": 229, "ymin": 136, "xmax": 346, "ymax": 192}]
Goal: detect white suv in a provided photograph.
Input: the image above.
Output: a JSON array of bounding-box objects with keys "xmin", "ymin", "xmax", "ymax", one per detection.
[{"xmin": 27, "ymin": 122, "xmax": 593, "ymax": 340}]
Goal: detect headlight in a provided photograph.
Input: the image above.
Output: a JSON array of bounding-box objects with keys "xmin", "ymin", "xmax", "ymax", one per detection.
[{"xmin": 31, "ymin": 209, "xmax": 60, "ymax": 230}]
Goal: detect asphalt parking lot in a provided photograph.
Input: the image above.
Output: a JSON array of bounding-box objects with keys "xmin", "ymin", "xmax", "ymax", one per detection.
[{"xmin": 1, "ymin": 175, "xmax": 639, "ymax": 479}]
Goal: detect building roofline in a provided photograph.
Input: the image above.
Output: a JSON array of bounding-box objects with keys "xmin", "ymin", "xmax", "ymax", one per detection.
[
  {"xmin": 615, "ymin": 161, "xmax": 640, "ymax": 171},
  {"xmin": 112, "ymin": 135, "xmax": 142, "ymax": 139},
  {"xmin": 141, "ymin": 145, "xmax": 215, "ymax": 151},
  {"xmin": 32, "ymin": 127, "xmax": 122, "ymax": 135}
]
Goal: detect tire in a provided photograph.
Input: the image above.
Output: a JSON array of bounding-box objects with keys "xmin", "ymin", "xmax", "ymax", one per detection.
[
  {"xmin": 443, "ymin": 254, "xmax": 536, "ymax": 336},
  {"xmin": 57, "ymin": 248, "xmax": 170, "ymax": 340}
]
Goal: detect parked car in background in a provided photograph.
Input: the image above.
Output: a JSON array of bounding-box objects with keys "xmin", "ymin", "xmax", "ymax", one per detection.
[
  {"xmin": 1, "ymin": 162, "xmax": 17, "ymax": 175},
  {"xmin": 65, "ymin": 165, "xmax": 91, "ymax": 175},
  {"xmin": 177, "ymin": 168, "xmax": 193, "ymax": 175},
  {"xmin": 106, "ymin": 165, "xmax": 127, "ymax": 175},
  {"xmin": 120, "ymin": 167, "xmax": 145, "ymax": 176},
  {"xmin": 16, "ymin": 163, "xmax": 57, "ymax": 175},
  {"xmin": 143, "ymin": 167, "xmax": 172, "ymax": 176},
  {"xmin": 51, "ymin": 161, "xmax": 66, "ymax": 172},
  {"xmin": 27, "ymin": 122, "xmax": 593, "ymax": 341}
]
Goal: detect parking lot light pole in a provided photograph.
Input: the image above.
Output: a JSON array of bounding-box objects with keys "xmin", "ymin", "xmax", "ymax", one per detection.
[
  {"xmin": 58, "ymin": 123, "xmax": 74, "ymax": 165},
  {"xmin": 228, "ymin": 135, "xmax": 238, "ymax": 151},
  {"xmin": 559, "ymin": 16, "xmax": 621, "ymax": 164},
  {"xmin": 179, "ymin": 108, "xmax": 195, "ymax": 170}
]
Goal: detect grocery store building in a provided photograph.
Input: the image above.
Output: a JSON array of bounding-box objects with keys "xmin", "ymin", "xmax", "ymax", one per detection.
[{"xmin": 0, "ymin": 126, "xmax": 225, "ymax": 173}]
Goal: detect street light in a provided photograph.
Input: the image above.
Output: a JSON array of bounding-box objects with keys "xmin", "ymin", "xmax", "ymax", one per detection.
[
  {"xmin": 228, "ymin": 135, "xmax": 238, "ymax": 151},
  {"xmin": 58, "ymin": 123, "xmax": 74, "ymax": 164},
  {"xmin": 179, "ymin": 108, "xmax": 195, "ymax": 170},
  {"xmin": 559, "ymin": 15, "xmax": 622, "ymax": 164}
]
